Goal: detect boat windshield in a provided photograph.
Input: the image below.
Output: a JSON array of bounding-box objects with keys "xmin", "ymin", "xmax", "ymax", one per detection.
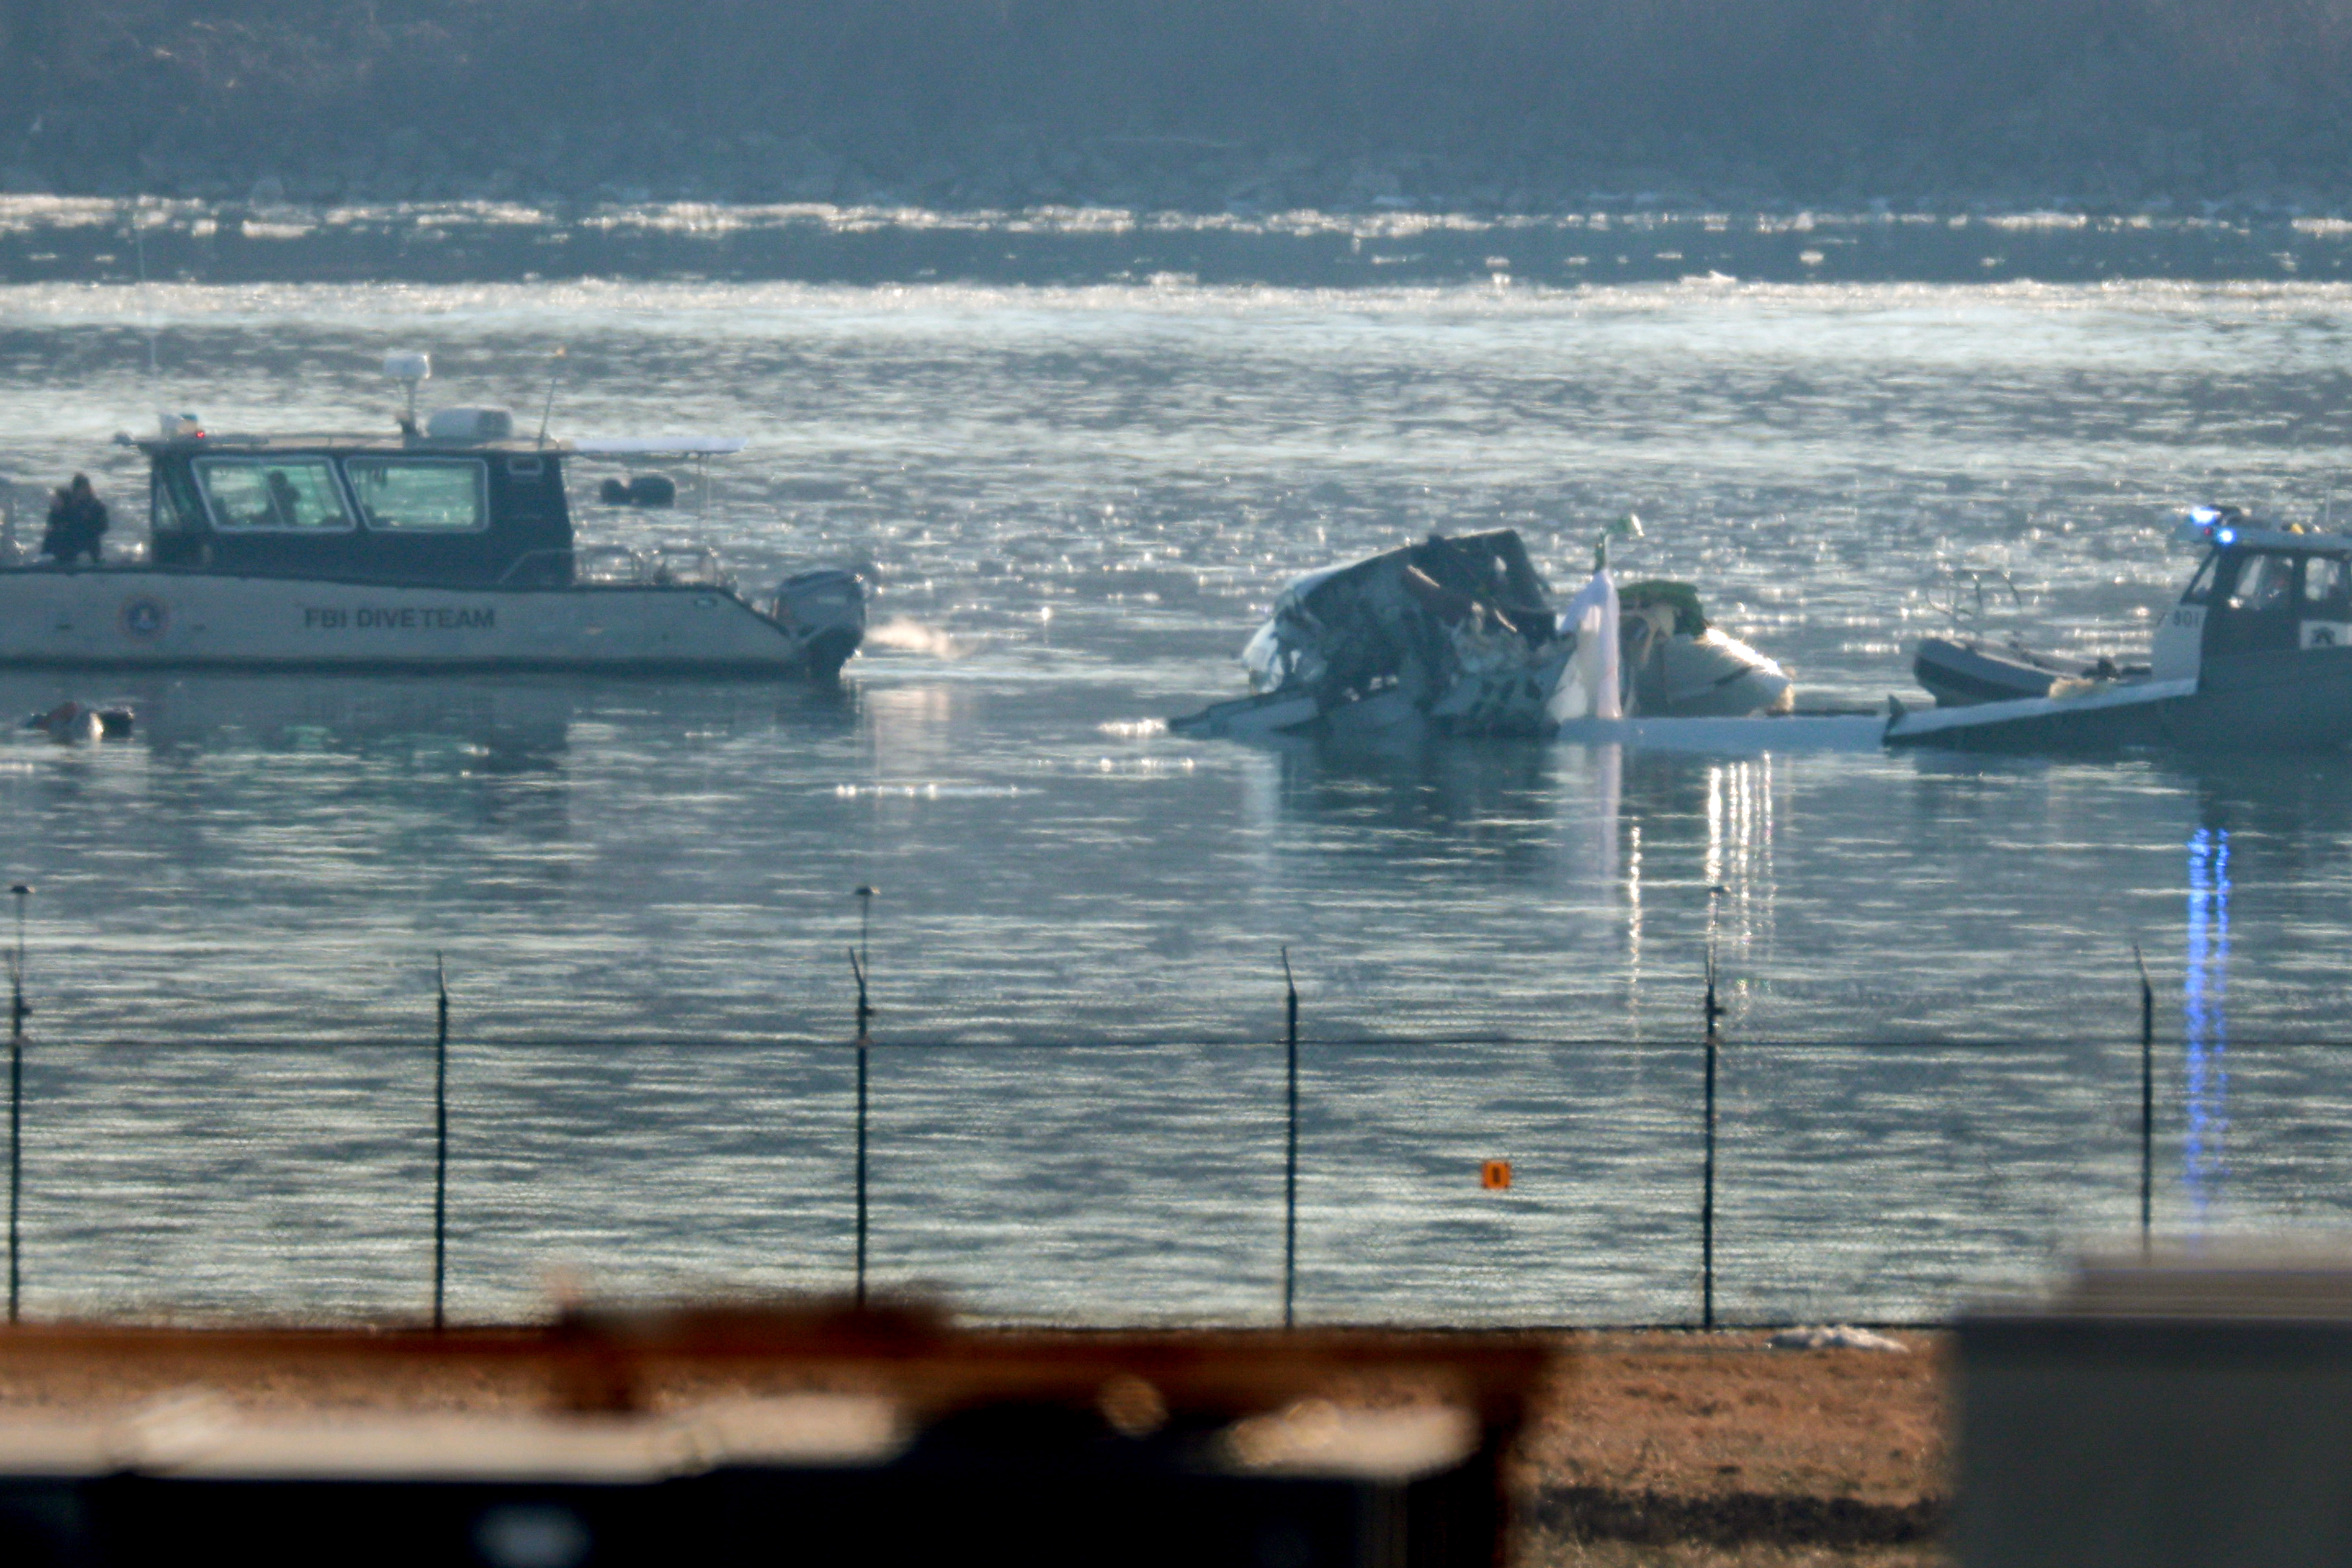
[
  {"xmin": 2226, "ymin": 552, "xmax": 2294, "ymax": 615},
  {"xmin": 2179, "ymin": 549, "xmax": 2221, "ymax": 604},
  {"xmin": 345, "ymin": 457, "xmax": 488, "ymax": 532},
  {"xmin": 195, "ymin": 456, "xmax": 352, "ymax": 533},
  {"xmin": 2305, "ymin": 555, "xmax": 2350, "ymax": 610}
]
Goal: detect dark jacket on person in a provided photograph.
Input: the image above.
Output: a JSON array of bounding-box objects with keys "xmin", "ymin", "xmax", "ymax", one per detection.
[{"xmin": 40, "ymin": 480, "xmax": 107, "ymax": 565}]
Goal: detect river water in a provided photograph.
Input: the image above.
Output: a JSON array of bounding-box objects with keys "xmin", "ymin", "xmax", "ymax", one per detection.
[{"xmin": 1, "ymin": 214, "xmax": 2350, "ymax": 1324}]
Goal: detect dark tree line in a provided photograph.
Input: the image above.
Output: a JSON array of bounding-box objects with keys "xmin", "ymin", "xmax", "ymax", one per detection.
[{"xmin": 2, "ymin": 1, "xmax": 2348, "ymax": 201}]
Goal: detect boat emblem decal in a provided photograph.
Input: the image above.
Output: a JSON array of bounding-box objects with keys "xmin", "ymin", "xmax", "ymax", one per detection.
[{"xmin": 119, "ymin": 596, "xmax": 169, "ymax": 639}]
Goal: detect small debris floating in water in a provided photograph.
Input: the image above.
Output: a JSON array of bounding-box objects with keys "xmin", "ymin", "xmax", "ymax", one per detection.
[
  {"xmin": 862, "ymin": 617, "xmax": 970, "ymax": 659},
  {"xmin": 1767, "ymin": 1325, "xmax": 1909, "ymax": 1352},
  {"xmin": 21, "ymin": 702, "xmax": 132, "ymax": 742}
]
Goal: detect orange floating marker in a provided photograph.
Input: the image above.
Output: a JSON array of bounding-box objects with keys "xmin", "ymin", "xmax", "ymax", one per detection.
[{"xmin": 1481, "ymin": 1159, "xmax": 1512, "ymax": 1191}]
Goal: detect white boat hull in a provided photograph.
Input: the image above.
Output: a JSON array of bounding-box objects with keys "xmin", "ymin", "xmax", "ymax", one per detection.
[{"xmin": 0, "ymin": 570, "xmax": 844, "ymax": 675}]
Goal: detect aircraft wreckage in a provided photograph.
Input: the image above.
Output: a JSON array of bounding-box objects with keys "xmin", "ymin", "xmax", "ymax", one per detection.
[{"xmin": 1170, "ymin": 528, "xmax": 1791, "ymax": 739}]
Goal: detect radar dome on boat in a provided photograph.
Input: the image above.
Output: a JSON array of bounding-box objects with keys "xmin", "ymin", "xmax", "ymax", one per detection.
[
  {"xmin": 425, "ymin": 406, "xmax": 515, "ymax": 442},
  {"xmin": 385, "ymin": 351, "xmax": 432, "ymax": 432}
]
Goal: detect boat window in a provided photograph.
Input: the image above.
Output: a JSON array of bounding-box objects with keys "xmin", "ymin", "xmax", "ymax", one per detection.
[
  {"xmin": 194, "ymin": 456, "xmax": 353, "ymax": 532},
  {"xmin": 2306, "ymin": 556, "xmax": 2349, "ymax": 607},
  {"xmin": 2179, "ymin": 551, "xmax": 2220, "ymax": 604},
  {"xmin": 150, "ymin": 470, "xmax": 198, "ymax": 533},
  {"xmin": 344, "ymin": 458, "xmax": 488, "ymax": 532},
  {"xmin": 2227, "ymin": 552, "xmax": 2293, "ymax": 615}
]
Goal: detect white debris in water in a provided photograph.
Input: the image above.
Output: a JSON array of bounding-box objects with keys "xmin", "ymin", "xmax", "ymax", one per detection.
[
  {"xmin": 829, "ymin": 782, "xmax": 1025, "ymax": 799},
  {"xmin": 1767, "ymin": 1325, "xmax": 1908, "ymax": 1352},
  {"xmin": 863, "ymin": 617, "xmax": 969, "ymax": 659}
]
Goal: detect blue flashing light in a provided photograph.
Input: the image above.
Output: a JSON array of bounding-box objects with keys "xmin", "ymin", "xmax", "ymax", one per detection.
[
  {"xmin": 2216, "ymin": 527, "xmax": 2238, "ymax": 545},
  {"xmin": 2188, "ymin": 505, "xmax": 2221, "ymax": 526}
]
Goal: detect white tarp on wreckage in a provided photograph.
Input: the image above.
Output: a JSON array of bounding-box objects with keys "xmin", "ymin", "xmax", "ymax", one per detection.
[{"xmin": 1552, "ymin": 568, "xmax": 1623, "ymax": 723}]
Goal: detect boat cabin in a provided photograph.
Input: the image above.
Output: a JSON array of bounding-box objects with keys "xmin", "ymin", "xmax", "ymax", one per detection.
[
  {"xmin": 2177, "ymin": 519, "xmax": 2352, "ymax": 660},
  {"xmin": 136, "ymin": 430, "xmax": 576, "ymax": 587}
]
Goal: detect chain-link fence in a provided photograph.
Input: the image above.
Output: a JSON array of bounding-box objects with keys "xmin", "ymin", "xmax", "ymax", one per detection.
[{"xmin": 3, "ymin": 968, "xmax": 2343, "ymax": 1328}]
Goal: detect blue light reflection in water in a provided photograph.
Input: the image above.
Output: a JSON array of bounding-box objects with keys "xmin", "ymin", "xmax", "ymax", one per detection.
[{"xmin": 2184, "ymin": 826, "xmax": 2232, "ymax": 1221}]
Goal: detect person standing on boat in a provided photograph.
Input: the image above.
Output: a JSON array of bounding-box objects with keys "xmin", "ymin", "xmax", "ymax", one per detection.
[{"xmin": 40, "ymin": 474, "xmax": 107, "ymax": 566}]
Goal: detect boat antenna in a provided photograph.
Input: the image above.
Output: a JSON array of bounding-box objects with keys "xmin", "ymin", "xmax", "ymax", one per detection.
[
  {"xmin": 536, "ymin": 346, "xmax": 567, "ymax": 447},
  {"xmin": 1596, "ymin": 512, "xmax": 1643, "ymax": 572},
  {"xmin": 130, "ymin": 206, "xmax": 158, "ymax": 385}
]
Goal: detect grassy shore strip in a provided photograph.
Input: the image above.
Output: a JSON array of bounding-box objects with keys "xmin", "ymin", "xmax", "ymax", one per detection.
[{"xmin": 1515, "ymin": 1330, "xmax": 1947, "ymax": 1563}]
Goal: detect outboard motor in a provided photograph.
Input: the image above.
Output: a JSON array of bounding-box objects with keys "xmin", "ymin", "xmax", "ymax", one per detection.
[{"xmin": 775, "ymin": 568, "xmax": 866, "ymax": 680}]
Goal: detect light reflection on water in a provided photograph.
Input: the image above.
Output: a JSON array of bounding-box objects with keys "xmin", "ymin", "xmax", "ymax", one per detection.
[
  {"xmin": 2185, "ymin": 826, "xmax": 2232, "ymax": 1221},
  {"xmin": 0, "ymin": 276, "xmax": 2339, "ymax": 1321}
]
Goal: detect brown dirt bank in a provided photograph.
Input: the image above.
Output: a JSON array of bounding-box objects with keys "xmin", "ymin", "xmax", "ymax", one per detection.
[{"xmin": 1515, "ymin": 1330, "xmax": 1947, "ymax": 1566}]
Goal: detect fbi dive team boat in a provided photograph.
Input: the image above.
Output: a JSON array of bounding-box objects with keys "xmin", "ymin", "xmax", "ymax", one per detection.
[
  {"xmin": 1889, "ymin": 506, "xmax": 2352, "ymax": 750},
  {"xmin": 0, "ymin": 361, "xmax": 864, "ymax": 677},
  {"xmin": 1170, "ymin": 528, "xmax": 1791, "ymax": 739}
]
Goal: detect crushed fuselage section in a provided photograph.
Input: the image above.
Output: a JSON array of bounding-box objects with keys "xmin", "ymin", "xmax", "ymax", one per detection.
[
  {"xmin": 1241, "ymin": 530, "xmax": 1566, "ymax": 734},
  {"xmin": 1177, "ymin": 529, "xmax": 1792, "ymax": 740}
]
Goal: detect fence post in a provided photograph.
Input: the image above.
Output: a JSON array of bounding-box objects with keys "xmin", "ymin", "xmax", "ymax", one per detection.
[
  {"xmin": 432, "ymin": 954, "xmax": 449, "ymax": 1332},
  {"xmin": 1282, "ymin": 948, "xmax": 1298, "ymax": 1330},
  {"xmin": 2135, "ymin": 945, "xmax": 2154, "ymax": 1251},
  {"xmin": 851, "ymin": 886, "xmax": 875, "ymax": 1308},
  {"xmin": 6, "ymin": 884, "xmax": 25, "ymax": 1326},
  {"xmin": 1702, "ymin": 934, "xmax": 1724, "ymax": 1332}
]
